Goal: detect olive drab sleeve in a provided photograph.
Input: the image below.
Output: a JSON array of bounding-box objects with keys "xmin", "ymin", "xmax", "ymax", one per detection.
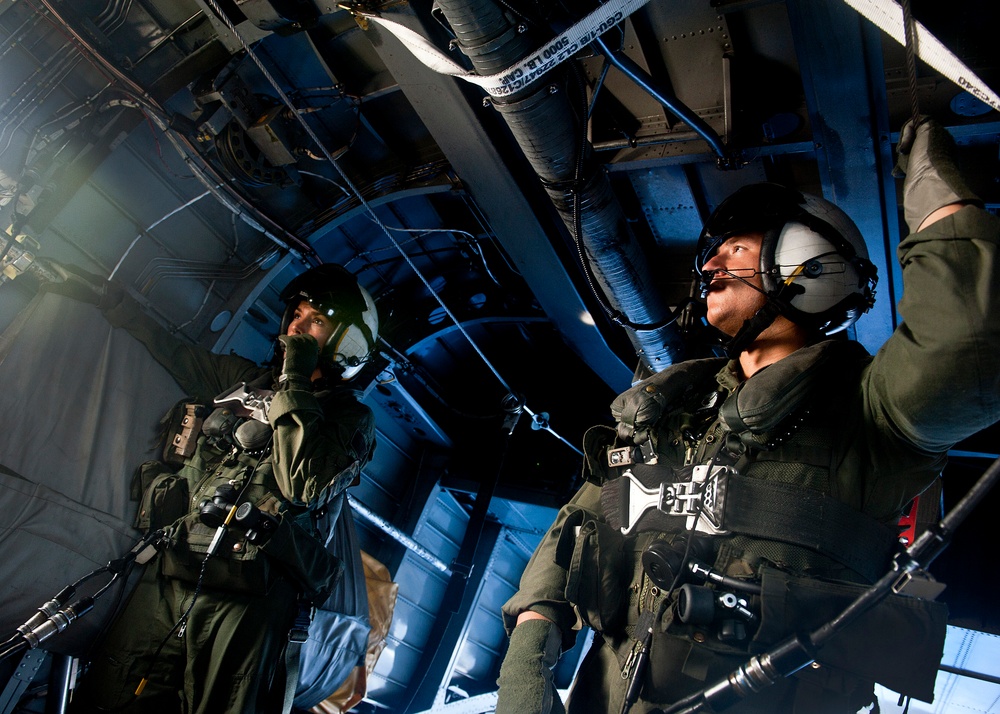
[
  {"xmin": 501, "ymin": 480, "xmax": 605, "ymax": 648},
  {"xmin": 846, "ymin": 206, "xmax": 1000, "ymax": 519},
  {"xmin": 496, "ymin": 618, "xmax": 566, "ymax": 714},
  {"xmin": 102, "ymin": 292, "xmax": 260, "ymax": 401},
  {"xmin": 268, "ymin": 387, "xmax": 375, "ymax": 507},
  {"xmin": 861, "ymin": 206, "xmax": 1000, "ymax": 510}
]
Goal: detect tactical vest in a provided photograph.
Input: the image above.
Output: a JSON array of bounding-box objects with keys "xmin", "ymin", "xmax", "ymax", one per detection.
[
  {"xmin": 564, "ymin": 340, "xmax": 947, "ymax": 704},
  {"xmin": 597, "ymin": 339, "xmax": 899, "ymax": 584},
  {"xmin": 135, "ymin": 375, "xmax": 345, "ymax": 604}
]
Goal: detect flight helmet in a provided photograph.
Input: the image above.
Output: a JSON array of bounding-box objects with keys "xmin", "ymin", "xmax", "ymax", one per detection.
[
  {"xmin": 695, "ymin": 183, "xmax": 877, "ymax": 337},
  {"xmin": 278, "ymin": 264, "xmax": 378, "ymax": 380}
]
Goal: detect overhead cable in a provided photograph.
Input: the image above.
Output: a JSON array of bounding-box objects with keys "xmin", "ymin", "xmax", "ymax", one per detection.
[{"xmin": 203, "ymin": 0, "xmax": 582, "ymax": 455}]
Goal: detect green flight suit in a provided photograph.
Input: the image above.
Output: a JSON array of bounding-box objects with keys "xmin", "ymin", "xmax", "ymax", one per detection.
[
  {"xmin": 502, "ymin": 206, "xmax": 1000, "ymax": 713},
  {"xmin": 72, "ymin": 295, "xmax": 375, "ymax": 714}
]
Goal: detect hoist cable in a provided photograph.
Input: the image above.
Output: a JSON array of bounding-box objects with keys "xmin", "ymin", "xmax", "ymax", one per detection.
[{"xmin": 900, "ymin": 0, "xmax": 921, "ymax": 125}]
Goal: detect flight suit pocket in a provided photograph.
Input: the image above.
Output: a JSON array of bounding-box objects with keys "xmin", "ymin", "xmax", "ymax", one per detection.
[
  {"xmin": 161, "ymin": 511, "xmax": 271, "ymax": 594},
  {"xmin": 565, "ymin": 518, "xmax": 626, "ymax": 632},
  {"xmin": 133, "ymin": 460, "xmax": 189, "ymax": 532}
]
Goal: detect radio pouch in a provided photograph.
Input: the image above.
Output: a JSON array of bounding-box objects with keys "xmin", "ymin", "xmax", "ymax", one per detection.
[{"xmin": 752, "ymin": 566, "xmax": 948, "ymax": 703}]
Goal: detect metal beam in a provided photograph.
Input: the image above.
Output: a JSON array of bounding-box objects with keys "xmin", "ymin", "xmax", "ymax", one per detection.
[
  {"xmin": 403, "ymin": 520, "xmax": 502, "ymax": 712},
  {"xmin": 362, "ymin": 8, "xmax": 634, "ymax": 392},
  {"xmin": 785, "ymin": 0, "xmax": 896, "ymax": 353}
]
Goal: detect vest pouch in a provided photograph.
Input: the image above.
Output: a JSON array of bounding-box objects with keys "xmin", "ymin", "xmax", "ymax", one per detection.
[
  {"xmin": 161, "ymin": 511, "xmax": 272, "ymax": 595},
  {"xmin": 752, "ymin": 566, "xmax": 948, "ymax": 703},
  {"xmin": 133, "ymin": 460, "xmax": 189, "ymax": 532},
  {"xmin": 564, "ymin": 518, "xmax": 626, "ymax": 633}
]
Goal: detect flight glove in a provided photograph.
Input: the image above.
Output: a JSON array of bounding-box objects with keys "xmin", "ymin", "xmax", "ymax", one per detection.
[
  {"xmin": 39, "ymin": 261, "xmax": 123, "ymax": 310},
  {"xmin": 277, "ymin": 333, "xmax": 320, "ymax": 388},
  {"xmin": 895, "ymin": 117, "xmax": 981, "ymax": 233},
  {"xmin": 495, "ymin": 618, "xmax": 566, "ymax": 714}
]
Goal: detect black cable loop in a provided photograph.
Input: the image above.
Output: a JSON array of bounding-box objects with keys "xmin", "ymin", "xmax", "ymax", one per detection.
[{"xmin": 563, "ymin": 62, "xmax": 685, "ymax": 333}]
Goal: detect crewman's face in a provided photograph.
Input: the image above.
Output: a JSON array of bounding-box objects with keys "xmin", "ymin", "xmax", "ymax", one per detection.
[
  {"xmin": 700, "ymin": 232, "xmax": 767, "ymax": 336},
  {"xmin": 286, "ymin": 300, "xmax": 336, "ymax": 347}
]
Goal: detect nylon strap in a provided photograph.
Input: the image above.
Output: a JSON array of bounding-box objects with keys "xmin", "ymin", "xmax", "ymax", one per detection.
[
  {"xmin": 279, "ymin": 599, "xmax": 313, "ymax": 713},
  {"xmin": 844, "ymin": 0, "xmax": 1000, "ymax": 111},
  {"xmin": 722, "ymin": 476, "xmax": 898, "ymax": 583},
  {"xmin": 603, "ymin": 465, "xmax": 899, "ymax": 583},
  {"xmin": 361, "ymin": 0, "xmax": 653, "ymax": 98}
]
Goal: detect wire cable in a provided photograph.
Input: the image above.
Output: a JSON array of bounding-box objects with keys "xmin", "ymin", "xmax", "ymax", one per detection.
[
  {"xmin": 199, "ymin": 0, "xmax": 588, "ymax": 453},
  {"xmin": 109, "ymin": 190, "xmax": 211, "ymax": 280},
  {"xmin": 900, "ymin": 0, "xmax": 921, "ymax": 126}
]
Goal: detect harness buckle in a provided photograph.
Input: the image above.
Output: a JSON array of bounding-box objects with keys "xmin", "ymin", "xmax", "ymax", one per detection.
[
  {"xmin": 607, "ymin": 446, "xmax": 634, "ymax": 467},
  {"xmin": 619, "ymin": 464, "xmax": 732, "ymax": 536},
  {"xmin": 289, "ymin": 600, "xmax": 314, "ymax": 644}
]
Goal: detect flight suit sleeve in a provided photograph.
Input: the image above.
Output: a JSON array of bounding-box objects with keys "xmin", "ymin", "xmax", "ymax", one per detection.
[
  {"xmin": 501, "ymin": 480, "xmax": 604, "ymax": 649},
  {"xmin": 102, "ymin": 293, "xmax": 260, "ymax": 400},
  {"xmin": 863, "ymin": 206, "xmax": 1000, "ymax": 496},
  {"xmin": 267, "ymin": 387, "xmax": 375, "ymax": 507}
]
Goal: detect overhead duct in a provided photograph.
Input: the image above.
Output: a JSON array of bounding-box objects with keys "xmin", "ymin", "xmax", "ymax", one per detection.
[{"xmin": 431, "ymin": 0, "xmax": 685, "ymax": 374}]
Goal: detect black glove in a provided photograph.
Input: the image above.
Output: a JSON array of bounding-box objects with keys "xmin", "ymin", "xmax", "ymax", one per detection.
[
  {"xmin": 38, "ymin": 261, "xmax": 123, "ymax": 310},
  {"xmin": 277, "ymin": 333, "xmax": 320, "ymax": 388},
  {"xmin": 495, "ymin": 618, "xmax": 566, "ymax": 714},
  {"xmin": 894, "ymin": 117, "xmax": 981, "ymax": 233}
]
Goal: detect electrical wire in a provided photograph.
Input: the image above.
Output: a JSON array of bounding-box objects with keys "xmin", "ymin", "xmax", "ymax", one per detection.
[
  {"xmin": 172, "ymin": 278, "xmax": 217, "ymax": 333},
  {"xmin": 109, "ymin": 190, "xmax": 211, "ymax": 280},
  {"xmin": 11, "ymin": 3, "xmax": 315, "ymax": 260}
]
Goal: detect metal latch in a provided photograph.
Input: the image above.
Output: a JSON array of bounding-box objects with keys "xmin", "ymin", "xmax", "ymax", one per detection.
[{"xmin": 619, "ymin": 464, "xmax": 731, "ymax": 536}]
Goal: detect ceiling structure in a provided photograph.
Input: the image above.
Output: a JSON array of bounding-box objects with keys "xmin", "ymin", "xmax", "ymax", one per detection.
[{"xmin": 1, "ymin": 0, "xmax": 998, "ymax": 711}]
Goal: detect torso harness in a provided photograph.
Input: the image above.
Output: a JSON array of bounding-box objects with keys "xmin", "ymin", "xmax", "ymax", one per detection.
[{"xmin": 597, "ymin": 342, "xmax": 900, "ymax": 586}]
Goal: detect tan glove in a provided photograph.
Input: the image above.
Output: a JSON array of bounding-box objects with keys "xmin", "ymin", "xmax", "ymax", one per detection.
[{"xmin": 895, "ymin": 117, "xmax": 981, "ymax": 233}]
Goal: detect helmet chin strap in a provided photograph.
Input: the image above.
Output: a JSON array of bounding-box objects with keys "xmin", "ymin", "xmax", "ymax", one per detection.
[{"xmin": 723, "ymin": 299, "xmax": 784, "ymax": 359}]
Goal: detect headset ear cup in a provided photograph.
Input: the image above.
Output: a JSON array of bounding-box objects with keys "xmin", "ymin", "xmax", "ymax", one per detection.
[{"xmin": 759, "ymin": 226, "xmax": 783, "ymax": 294}]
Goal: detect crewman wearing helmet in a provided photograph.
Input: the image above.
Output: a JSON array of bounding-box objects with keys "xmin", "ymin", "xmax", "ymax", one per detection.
[
  {"xmin": 63, "ymin": 264, "xmax": 378, "ymax": 713},
  {"xmin": 496, "ymin": 118, "xmax": 1000, "ymax": 714}
]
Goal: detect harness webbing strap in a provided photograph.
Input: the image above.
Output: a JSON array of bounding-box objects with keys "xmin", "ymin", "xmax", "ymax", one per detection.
[
  {"xmin": 362, "ymin": 0, "xmax": 653, "ymax": 98},
  {"xmin": 722, "ymin": 476, "xmax": 898, "ymax": 583},
  {"xmin": 277, "ymin": 599, "xmax": 312, "ymax": 713},
  {"xmin": 843, "ymin": 0, "xmax": 1000, "ymax": 112},
  {"xmin": 602, "ymin": 467, "xmax": 899, "ymax": 583}
]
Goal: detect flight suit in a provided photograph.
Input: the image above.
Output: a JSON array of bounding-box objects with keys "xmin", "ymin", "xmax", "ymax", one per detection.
[
  {"xmin": 72, "ymin": 295, "xmax": 375, "ymax": 714},
  {"xmin": 502, "ymin": 205, "xmax": 1000, "ymax": 713}
]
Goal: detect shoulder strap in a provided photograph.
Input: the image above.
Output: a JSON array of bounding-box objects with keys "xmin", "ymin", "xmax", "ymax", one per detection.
[
  {"xmin": 272, "ymin": 598, "xmax": 313, "ymax": 713},
  {"xmin": 721, "ymin": 476, "xmax": 899, "ymax": 583}
]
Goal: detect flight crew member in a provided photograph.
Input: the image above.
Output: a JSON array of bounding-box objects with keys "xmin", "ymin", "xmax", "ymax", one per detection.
[
  {"xmin": 51, "ymin": 264, "xmax": 378, "ymax": 713},
  {"xmin": 495, "ymin": 117, "xmax": 1000, "ymax": 714}
]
